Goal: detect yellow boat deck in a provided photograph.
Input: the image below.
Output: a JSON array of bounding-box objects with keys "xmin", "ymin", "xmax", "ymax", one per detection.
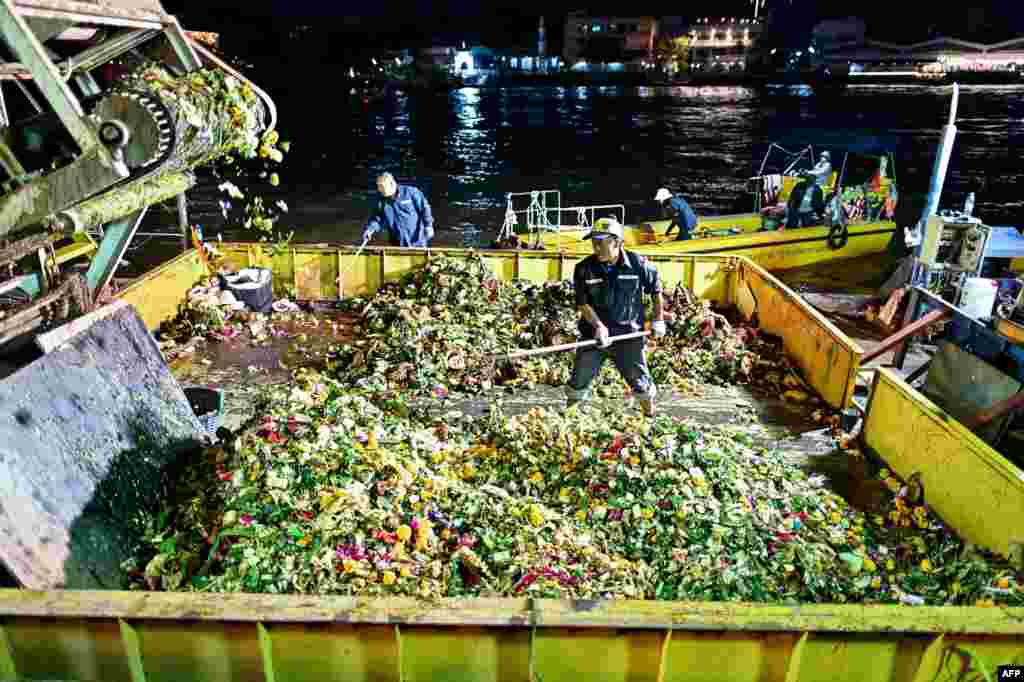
[{"xmin": 537, "ymin": 214, "xmax": 897, "ymax": 272}]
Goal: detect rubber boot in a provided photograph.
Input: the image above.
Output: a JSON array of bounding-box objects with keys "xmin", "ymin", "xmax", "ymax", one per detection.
[{"xmin": 639, "ymin": 398, "xmax": 655, "ymax": 417}]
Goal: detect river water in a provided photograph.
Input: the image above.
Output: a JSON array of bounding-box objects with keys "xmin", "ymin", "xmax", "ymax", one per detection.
[{"xmin": 184, "ymin": 82, "xmax": 1024, "ymax": 249}]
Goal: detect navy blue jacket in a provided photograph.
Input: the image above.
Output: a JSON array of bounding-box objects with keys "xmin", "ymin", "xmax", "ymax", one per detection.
[
  {"xmin": 666, "ymin": 196, "xmax": 698, "ymax": 232},
  {"xmin": 364, "ymin": 185, "xmax": 434, "ymax": 247},
  {"xmin": 573, "ymin": 250, "xmax": 662, "ymax": 338}
]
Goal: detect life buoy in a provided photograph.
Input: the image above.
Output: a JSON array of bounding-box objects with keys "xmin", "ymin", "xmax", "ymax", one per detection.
[{"xmin": 827, "ymin": 223, "xmax": 849, "ymax": 250}]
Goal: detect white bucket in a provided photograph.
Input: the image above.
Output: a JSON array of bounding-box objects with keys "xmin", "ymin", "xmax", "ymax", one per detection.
[{"xmin": 960, "ymin": 277, "xmax": 999, "ymax": 320}]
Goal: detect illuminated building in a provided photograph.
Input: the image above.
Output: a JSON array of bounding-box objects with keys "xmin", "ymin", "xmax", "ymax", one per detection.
[
  {"xmin": 563, "ymin": 13, "xmax": 658, "ymax": 71},
  {"xmin": 687, "ymin": 17, "xmax": 764, "ymax": 73}
]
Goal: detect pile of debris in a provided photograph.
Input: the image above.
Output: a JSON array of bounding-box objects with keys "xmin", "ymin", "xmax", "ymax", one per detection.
[
  {"xmin": 129, "ymin": 371, "xmax": 1022, "ymax": 606},
  {"xmin": 332, "ymin": 255, "xmax": 808, "ymax": 402}
]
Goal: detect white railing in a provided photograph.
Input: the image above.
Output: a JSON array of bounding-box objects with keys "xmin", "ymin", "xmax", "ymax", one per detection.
[
  {"xmin": 499, "ymin": 190, "xmax": 627, "ymax": 247},
  {"xmin": 553, "ymin": 204, "xmax": 627, "ymax": 231},
  {"xmin": 500, "ymin": 190, "xmax": 562, "ymax": 241}
]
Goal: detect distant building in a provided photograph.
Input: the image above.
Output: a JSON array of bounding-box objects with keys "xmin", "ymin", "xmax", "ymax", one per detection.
[
  {"xmin": 419, "ymin": 46, "xmax": 457, "ymax": 73},
  {"xmin": 563, "ymin": 13, "xmax": 658, "ymax": 71},
  {"xmin": 812, "ymin": 24, "xmax": 1024, "ymax": 76},
  {"xmin": 687, "ymin": 16, "xmax": 764, "ymax": 73}
]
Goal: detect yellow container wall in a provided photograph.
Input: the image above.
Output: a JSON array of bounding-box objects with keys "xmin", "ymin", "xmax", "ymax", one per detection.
[
  {"xmin": 0, "ymin": 592, "xmax": 1021, "ymax": 681},
  {"xmin": 2, "ymin": 246, "xmax": 1000, "ymax": 676},
  {"xmin": 734, "ymin": 260, "xmax": 863, "ymax": 409},
  {"xmin": 863, "ymin": 368, "xmax": 1024, "ymax": 559},
  {"xmin": 116, "ymin": 245, "xmax": 861, "ymax": 410},
  {"xmin": 116, "ymin": 250, "xmax": 204, "ymax": 331}
]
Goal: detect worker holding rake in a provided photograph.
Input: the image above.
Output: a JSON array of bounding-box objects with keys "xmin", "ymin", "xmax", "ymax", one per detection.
[{"xmin": 567, "ymin": 217, "xmax": 666, "ymax": 417}]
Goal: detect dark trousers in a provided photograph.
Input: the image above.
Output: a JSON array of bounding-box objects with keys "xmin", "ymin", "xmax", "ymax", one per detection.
[
  {"xmin": 665, "ymin": 220, "xmax": 693, "ymax": 241},
  {"xmin": 566, "ymin": 338, "xmax": 656, "ymax": 403}
]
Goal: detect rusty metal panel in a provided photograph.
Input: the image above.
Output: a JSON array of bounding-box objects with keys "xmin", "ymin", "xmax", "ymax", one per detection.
[{"xmin": 11, "ymin": 0, "xmax": 167, "ymax": 25}]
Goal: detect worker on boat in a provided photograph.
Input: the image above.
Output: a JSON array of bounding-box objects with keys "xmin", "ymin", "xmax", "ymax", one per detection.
[
  {"xmin": 361, "ymin": 172, "xmax": 435, "ymax": 247},
  {"xmin": 810, "ymin": 150, "xmax": 833, "ymax": 188},
  {"xmin": 786, "ymin": 174, "xmax": 825, "ymax": 229},
  {"xmin": 655, "ymin": 188, "xmax": 698, "ymax": 241},
  {"xmin": 567, "ymin": 217, "xmax": 666, "ymax": 417}
]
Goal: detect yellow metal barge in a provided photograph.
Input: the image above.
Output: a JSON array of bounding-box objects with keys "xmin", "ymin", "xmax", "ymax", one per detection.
[{"xmin": 0, "ymin": 243, "xmax": 1018, "ymax": 682}]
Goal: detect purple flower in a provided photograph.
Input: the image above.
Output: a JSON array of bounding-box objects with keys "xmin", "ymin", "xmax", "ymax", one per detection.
[
  {"xmin": 240, "ymin": 514, "xmax": 254, "ymax": 526},
  {"xmin": 336, "ymin": 544, "xmax": 367, "ymax": 561}
]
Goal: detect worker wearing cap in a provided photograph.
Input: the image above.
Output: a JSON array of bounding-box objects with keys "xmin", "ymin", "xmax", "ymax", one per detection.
[
  {"xmin": 568, "ymin": 217, "xmax": 666, "ymax": 417},
  {"xmin": 655, "ymin": 188, "xmax": 698, "ymax": 241},
  {"xmin": 810, "ymin": 151, "xmax": 832, "ymax": 188},
  {"xmin": 361, "ymin": 172, "xmax": 435, "ymax": 247}
]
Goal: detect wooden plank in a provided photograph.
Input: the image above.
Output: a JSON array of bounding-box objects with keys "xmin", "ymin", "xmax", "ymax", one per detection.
[
  {"xmin": 863, "ymin": 369, "xmax": 1024, "ymax": 558},
  {"xmin": 35, "ymin": 299, "xmax": 129, "ymax": 354},
  {"xmin": 860, "ymin": 309, "xmax": 950, "ymax": 365}
]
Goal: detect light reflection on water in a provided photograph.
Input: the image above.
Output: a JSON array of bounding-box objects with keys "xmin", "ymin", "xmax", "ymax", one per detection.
[{"xmin": 217, "ymin": 83, "xmax": 1024, "ymax": 243}]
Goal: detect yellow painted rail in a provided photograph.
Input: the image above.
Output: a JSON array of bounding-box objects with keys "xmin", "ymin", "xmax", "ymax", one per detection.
[
  {"xmin": 541, "ymin": 217, "xmax": 897, "ymax": 273},
  {"xmin": 120, "ymin": 244, "xmax": 862, "ymax": 410},
  {"xmin": 863, "ymin": 368, "xmax": 1024, "ymax": 559},
  {"xmin": 0, "ymin": 591, "xmax": 1021, "ymax": 682}
]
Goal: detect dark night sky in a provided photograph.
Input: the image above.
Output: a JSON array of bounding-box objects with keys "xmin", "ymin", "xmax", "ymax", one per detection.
[{"xmin": 162, "ymin": 1, "xmax": 1024, "ymax": 48}]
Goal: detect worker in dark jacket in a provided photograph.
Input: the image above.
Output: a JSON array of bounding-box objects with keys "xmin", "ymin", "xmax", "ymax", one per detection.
[
  {"xmin": 568, "ymin": 217, "xmax": 666, "ymax": 417},
  {"xmin": 361, "ymin": 172, "xmax": 435, "ymax": 247},
  {"xmin": 655, "ymin": 187, "xmax": 698, "ymax": 241},
  {"xmin": 786, "ymin": 175, "xmax": 825, "ymax": 228}
]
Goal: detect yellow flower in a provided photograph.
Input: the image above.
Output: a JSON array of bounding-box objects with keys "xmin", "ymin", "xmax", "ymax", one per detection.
[
  {"xmin": 575, "ymin": 510, "xmax": 587, "ymax": 521},
  {"xmin": 997, "ymin": 577, "xmax": 1010, "ymax": 589},
  {"xmin": 640, "ymin": 508, "xmax": 655, "ymax": 521},
  {"xmin": 461, "ymin": 463, "xmax": 476, "ymax": 479},
  {"xmin": 975, "ymin": 598, "xmax": 995, "ymax": 608},
  {"xmin": 397, "ymin": 525, "xmax": 412, "ymax": 542},
  {"xmin": 528, "ymin": 505, "xmax": 544, "ymax": 527},
  {"xmin": 629, "ymin": 456, "xmax": 641, "ymax": 466},
  {"xmin": 864, "ymin": 559, "xmax": 877, "ymax": 573},
  {"xmin": 342, "ymin": 559, "xmax": 358, "ymax": 573},
  {"xmin": 886, "ymin": 559, "xmax": 896, "ymax": 571},
  {"xmin": 920, "ymin": 559, "xmax": 932, "ymax": 572},
  {"xmin": 529, "ymin": 471, "xmax": 544, "ymax": 484},
  {"xmin": 381, "ymin": 571, "xmax": 396, "ymax": 585},
  {"xmin": 830, "ymin": 512, "xmax": 842, "ymax": 524},
  {"xmin": 399, "ymin": 566, "xmax": 412, "ymax": 578},
  {"xmin": 870, "ymin": 577, "xmax": 882, "ymax": 589}
]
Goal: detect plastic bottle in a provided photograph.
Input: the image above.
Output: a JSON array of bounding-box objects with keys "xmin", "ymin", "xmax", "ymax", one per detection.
[{"xmin": 963, "ymin": 192, "xmax": 975, "ymax": 217}]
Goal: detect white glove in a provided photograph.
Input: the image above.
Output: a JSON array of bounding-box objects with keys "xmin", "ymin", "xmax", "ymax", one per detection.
[
  {"xmin": 652, "ymin": 320, "xmax": 667, "ymax": 338},
  {"xmin": 595, "ymin": 324, "xmax": 611, "ymax": 348}
]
